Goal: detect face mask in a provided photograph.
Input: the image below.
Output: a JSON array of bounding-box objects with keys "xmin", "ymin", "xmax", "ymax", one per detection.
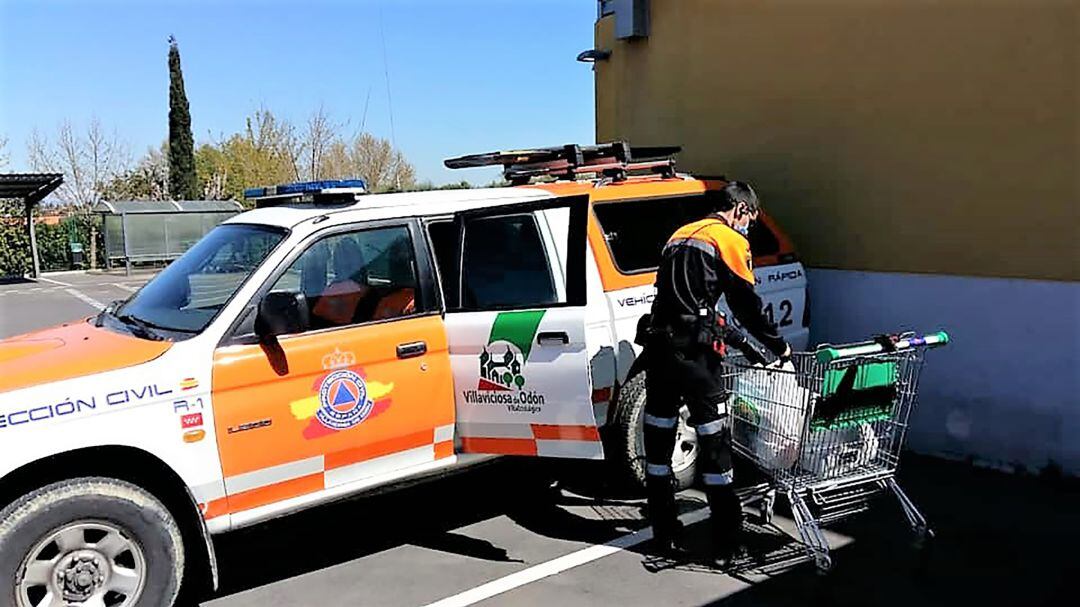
[{"xmin": 734, "ymin": 223, "xmax": 750, "ymax": 236}]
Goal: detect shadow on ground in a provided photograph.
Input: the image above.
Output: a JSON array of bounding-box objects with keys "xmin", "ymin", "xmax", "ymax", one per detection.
[{"xmin": 189, "ymin": 456, "xmax": 1077, "ymax": 606}]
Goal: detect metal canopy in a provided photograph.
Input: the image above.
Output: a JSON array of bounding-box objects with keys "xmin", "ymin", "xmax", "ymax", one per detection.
[
  {"xmin": 93, "ymin": 199, "xmax": 242, "ymax": 214},
  {"xmin": 0, "ymin": 173, "xmax": 64, "ymax": 204},
  {"xmin": 0, "ymin": 173, "xmax": 64, "ymax": 279}
]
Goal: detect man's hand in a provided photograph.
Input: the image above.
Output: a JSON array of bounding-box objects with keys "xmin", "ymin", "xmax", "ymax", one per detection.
[{"xmin": 778, "ymin": 342, "xmax": 792, "ymax": 363}]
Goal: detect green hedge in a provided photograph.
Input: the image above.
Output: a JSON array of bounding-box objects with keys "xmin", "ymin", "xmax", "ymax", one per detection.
[{"xmin": 0, "ymin": 204, "xmax": 104, "ymax": 277}]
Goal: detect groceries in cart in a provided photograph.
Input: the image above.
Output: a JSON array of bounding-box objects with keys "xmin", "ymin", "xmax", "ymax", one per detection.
[
  {"xmin": 721, "ymin": 330, "xmax": 949, "ymax": 572},
  {"xmin": 731, "ymin": 358, "xmax": 892, "ymax": 477}
]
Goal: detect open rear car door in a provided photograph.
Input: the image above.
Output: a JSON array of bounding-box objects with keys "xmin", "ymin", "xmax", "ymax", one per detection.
[{"xmin": 438, "ymin": 194, "xmax": 603, "ymax": 459}]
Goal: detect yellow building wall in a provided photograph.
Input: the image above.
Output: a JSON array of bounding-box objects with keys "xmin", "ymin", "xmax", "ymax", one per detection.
[{"xmin": 595, "ymin": 0, "xmax": 1078, "ymax": 281}]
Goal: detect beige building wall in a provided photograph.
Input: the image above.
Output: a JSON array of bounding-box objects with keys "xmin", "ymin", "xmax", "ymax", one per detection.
[{"xmin": 595, "ymin": 0, "xmax": 1078, "ymax": 281}]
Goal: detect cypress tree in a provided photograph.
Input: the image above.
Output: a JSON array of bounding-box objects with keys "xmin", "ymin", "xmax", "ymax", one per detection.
[{"xmin": 167, "ymin": 36, "xmax": 197, "ymax": 200}]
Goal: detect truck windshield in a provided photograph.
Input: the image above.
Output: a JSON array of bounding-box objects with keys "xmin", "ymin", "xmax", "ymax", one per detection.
[{"xmin": 113, "ymin": 224, "xmax": 286, "ymax": 337}]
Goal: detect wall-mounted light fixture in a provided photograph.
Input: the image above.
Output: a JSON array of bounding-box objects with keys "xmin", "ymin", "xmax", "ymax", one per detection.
[{"xmin": 576, "ymin": 49, "xmax": 612, "ymax": 63}]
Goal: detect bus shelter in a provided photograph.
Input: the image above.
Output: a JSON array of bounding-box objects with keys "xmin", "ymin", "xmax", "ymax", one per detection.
[{"xmin": 92, "ymin": 200, "xmax": 242, "ymax": 274}]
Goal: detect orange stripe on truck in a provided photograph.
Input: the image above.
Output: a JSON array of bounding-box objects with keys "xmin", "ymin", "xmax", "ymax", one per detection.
[
  {"xmin": 202, "ymin": 498, "xmax": 230, "ymax": 520},
  {"xmin": 460, "ymin": 437, "xmax": 538, "ymax": 456},
  {"xmin": 531, "ymin": 424, "xmax": 601, "ymax": 441},
  {"xmin": 323, "ymin": 429, "xmax": 435, "ymax": 470},
  {"xmin": 224, "ymin": 472, "xmax": 325, "ymax": 513},
  {"xmin": 434, "ymin": 440, "xmax": 455, "ymax": 460},
  {"xmin": 206, "ymin": 423, "xmax": 456, "ymax": 519}
]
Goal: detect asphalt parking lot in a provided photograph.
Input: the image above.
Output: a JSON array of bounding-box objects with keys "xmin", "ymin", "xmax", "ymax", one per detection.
[
  {"xmin": 0, "ymin": 271, "xmax": 149, "ymax": 339},
  {"xmin": 1, "ymin": 272, "xmax": 1076, "ymax": 606}
]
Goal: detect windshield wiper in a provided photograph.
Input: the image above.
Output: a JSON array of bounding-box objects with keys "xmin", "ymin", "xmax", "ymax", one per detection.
[{"xmin": 116, "ymin": 313, "xmax": 166, "ymax": 341}]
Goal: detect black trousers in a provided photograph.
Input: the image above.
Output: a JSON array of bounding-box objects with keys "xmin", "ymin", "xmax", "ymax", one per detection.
[{"xmin": 643, "ymin": 337, "xmax": 741, "ymax": 545}]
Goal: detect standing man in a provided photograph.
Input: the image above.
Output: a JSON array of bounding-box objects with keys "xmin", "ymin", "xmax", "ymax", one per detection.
[{"xmin": 640, "ymin": 181, "xmax": 790, "ymax": 563}]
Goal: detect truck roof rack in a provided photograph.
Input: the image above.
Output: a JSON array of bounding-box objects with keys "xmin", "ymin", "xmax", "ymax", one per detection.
[
  {"xmin": 243, "ymin": 179, "xmax": 368, "ymax": 208},
  {"xmin": 444, "ymin": 142, "xmax": 681, "ymax": 185}
]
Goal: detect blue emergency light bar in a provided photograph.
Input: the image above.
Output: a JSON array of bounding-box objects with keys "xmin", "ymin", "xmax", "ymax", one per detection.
[
  {"xmin": 244, "ymin": 179, "xmax": 368, "ymax": 208},
  {"xmin": 243, "ymin": 179, "xmax": 367, "ymax": 200}
]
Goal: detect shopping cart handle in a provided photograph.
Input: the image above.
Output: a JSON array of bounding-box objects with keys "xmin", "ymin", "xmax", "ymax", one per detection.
[{"xmin": 816, "ymin": 331, "xmax": 950, "ymax": 363}]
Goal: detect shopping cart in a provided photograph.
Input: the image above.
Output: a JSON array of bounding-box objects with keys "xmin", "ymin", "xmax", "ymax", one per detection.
[{"xmin": 721, "ymin": 331, "xmax": 949, "ymax": 572}]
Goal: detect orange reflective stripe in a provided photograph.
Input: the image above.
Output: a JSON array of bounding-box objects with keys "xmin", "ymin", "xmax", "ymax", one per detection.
[
  {"xmin": 460, "ymin": 437, "xmax": 538, "ymax": 456},
  {"xmin": 225, "ymin": 473, "xmax": 325, "ymax": 513},
  {"xmin": 202, "ymin": 498, "xmax": 230, "ymax": 520},
  {"xmin": 205, "ymin": 423, "xmax": 456, "ymax": 519},
  {"xmin": 433, "ymin": 440, "xmax": 455, "ymax": 460},
  {"xmin": 324, "ymin": 429, "xmax": 434, "ymax": 470},
  {"xmin": 531, "ymin": 424, "xmax": 601, "ymax": 441}
]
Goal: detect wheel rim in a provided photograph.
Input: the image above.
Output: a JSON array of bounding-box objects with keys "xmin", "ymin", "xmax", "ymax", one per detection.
[
  {"xmin": 16, "ymin": 521, "xmax": 147, "ymax": 607},
  {"xmin": 670, "ymin": 406, "xmax": 698, "ymax": 475}
]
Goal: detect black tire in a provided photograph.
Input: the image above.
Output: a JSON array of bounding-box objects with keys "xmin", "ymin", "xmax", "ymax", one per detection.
[
  {"xmin": 0, "ymin": 477, "xmax": 184, "ymax": 607},
  {"xmin": 609, "ymin": 371, "xmax": 697, "ymax": 492}
]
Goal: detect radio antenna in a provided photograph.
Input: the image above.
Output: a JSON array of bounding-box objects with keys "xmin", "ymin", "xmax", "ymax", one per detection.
[{"xmin": 379, "ymin": 8, "xmax": 397, "ymax": 151}]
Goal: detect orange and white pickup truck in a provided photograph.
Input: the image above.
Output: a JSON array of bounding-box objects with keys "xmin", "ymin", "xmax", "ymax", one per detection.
[{"xmin": 0, "ymin": 144, "xmax": 808, "ymax": 606}]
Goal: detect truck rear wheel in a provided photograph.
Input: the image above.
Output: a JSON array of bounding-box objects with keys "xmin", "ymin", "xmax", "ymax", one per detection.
[
  {"xmin": 0, "ymin": 477, "xmax": 184, "ymax": 607},
  {"xmin": 610, "ymin": 371, "xmax": 698, "ymax": 492}
]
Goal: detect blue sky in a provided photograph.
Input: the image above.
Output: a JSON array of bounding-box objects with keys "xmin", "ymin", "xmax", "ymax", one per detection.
[{"xmin": 0, "ymin": 0, "xmax": 598, "ymax": 184}]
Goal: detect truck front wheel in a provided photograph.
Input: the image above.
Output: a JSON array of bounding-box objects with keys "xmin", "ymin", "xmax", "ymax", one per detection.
[
  {"xmin": 610, "ymin": 371, "xmax": 698, "ymax": 492},
  {"xmin": 0, "ymin": 477, "xmax": 184, "ymax": 607}
]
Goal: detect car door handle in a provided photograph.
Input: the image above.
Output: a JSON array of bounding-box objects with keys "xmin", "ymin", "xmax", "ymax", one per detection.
[
  {"xmin": 396, "ymin": 341, "xmax": 427, "ymax": 359},
  {"xmin": 536, "ymin": 331, "xmax": 570, "ymax": 346}
]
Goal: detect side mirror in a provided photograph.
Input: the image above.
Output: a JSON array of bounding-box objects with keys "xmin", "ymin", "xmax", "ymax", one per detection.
[{"xmin": 255, "ymin": 291, "xmax": 308, "ymax": 340}]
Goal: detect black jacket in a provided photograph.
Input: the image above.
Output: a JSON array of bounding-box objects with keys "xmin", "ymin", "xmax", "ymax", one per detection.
[{"xmin": 650, "ymin": 215, "xmax": 787, "ymax": 356}]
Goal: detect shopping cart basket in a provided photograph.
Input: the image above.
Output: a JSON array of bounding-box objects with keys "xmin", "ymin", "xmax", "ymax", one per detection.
[{"xmin": 722, "ymin": 331, "xmax": 949, "ymax": 571}]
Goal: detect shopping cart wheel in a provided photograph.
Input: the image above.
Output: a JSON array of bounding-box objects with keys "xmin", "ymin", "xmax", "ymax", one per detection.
[
  {"xmin": 814, "ymin": 554, "xmax": 833, "ymax": 574},
  {"xmin": 755, "ymin": 493, "xmax": 775, "ymax": 525},
  {"xmin": 912, "ymin": 525, "xmax": 936, "ymax": 549}
]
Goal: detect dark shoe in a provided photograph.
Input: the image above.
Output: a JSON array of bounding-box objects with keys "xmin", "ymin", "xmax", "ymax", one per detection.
[
  {"xmin": 651, "ymin": 520, "xmax": 691, "ymax": 560},
  {"xmin": 653, "ymin": 534, "xmax": 694, "ymax": 561},
  {"xmin": 704, "ymin": 540, "xmax": 745, "ymax": 569}
]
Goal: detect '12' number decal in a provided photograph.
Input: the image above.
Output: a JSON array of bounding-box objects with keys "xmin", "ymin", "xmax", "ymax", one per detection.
[{"xmin": 763, "ymin": 300, "xmax": 794, "ymax": 328}]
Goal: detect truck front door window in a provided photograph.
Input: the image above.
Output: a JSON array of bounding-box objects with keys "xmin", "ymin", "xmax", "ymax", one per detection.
[{"xmin": 271, "ymin": 226, "xmax": 420, "ymax": 332}]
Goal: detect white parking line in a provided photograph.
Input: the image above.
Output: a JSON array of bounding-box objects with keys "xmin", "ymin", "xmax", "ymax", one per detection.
[
  {"xmin": 36, "ymin": 276, "xmax": 73, "ymax": 287},
  {"xmin": 112, "ymin": 283, "xmax": 138, "ymax": 293},
  {"xmin": 64, "ymin": 288, "xmax": 106, "ymax": 311},
  {"xmin": 421, "ymin": 507, "xmax": 711, "ymax": 607}
]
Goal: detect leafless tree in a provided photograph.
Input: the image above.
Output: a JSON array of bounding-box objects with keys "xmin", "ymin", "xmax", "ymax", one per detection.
[
  {"xmin": 201, "ymin": 167, "xmax": 228, "ymax": 200},
  {"xmin": 312, "ymin": 132, "xmax": 415, "ymax": 192},
  {"xmin": 101, "ymin": 145, "xmax": 169, "ymax": 201},
  {"xmin": 27, "ymin": 119, "xmax": 130, "ymax": 208},
  {"xmin": 296, "ymin": 105, "xmax": 344, "ymax": 181},
  {"xmin": 0, "ymin": 134, "xmax": 9, "ymax": 169},
  {"xmin": 347, "ymin": 133, "xmax": 416, "ymax": 192}
]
